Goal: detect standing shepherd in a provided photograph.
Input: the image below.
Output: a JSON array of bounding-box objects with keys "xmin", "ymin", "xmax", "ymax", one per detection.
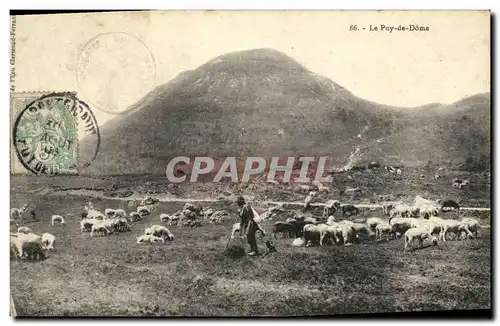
[{"xmin": 236, "ymin": 195, "xmax": 276, "ymax": 256}]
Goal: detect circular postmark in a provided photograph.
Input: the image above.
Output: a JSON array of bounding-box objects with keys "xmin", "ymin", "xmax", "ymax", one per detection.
[
  {"xmin": 76, "ymin": 32, "xmax": 156, "ymax": 115},
  {"xmin": 12, "ymin": 92, "xmax": 100, "ymax": 175}
]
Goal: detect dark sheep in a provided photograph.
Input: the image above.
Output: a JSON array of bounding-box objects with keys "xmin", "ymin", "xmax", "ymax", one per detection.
[
  {"xmin": 271, "ymin": 222, "xmax": 295, "ymax": 239},
  {"xmin": 441, "ymin": 199, "xmax": 460, "ymax": 212}
]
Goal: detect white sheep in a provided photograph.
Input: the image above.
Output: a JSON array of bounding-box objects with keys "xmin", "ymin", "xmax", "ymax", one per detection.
[
  {"xmin": 419, "ymin": 204, "xmax": 440, "ymax": 219},
  {"xmin": 326, "ymin": 215, "xmax": 337, "ymax": 226},
  {"xmin": 375, "ymin": 222, "xmax": 393, "ymax": 240},
  {"xmin": 338, "ymin": 223, "xmax": 356, "ymax": 245},
  {"xmin": 160, "ymin": 213, "xmax": 170, "ymax": 223},
  {"xmin": 145, "ymin": 225, "xmax": 174, "ymax": 241},
  {"xmin": 11, "ymin": 204, "xmax": 29, "ymax": 221},
  {"xmin": 381, "ymin": 201, "xmax": 403, "ymax": 215},
  {"xmin": 440, "ymin": 219, "xmax": 474, "ymax": 242},
  {"xmin": 366, "ymin": 217, "xmax": 385, "ymax": 233},
  {"xmin": 80, "ymin": 218, "xmax": 99, "ymax": 233},
  {"xmin": 137, "ymin": 205, "xmax": 153, "ymax": 216},
  {"xmin": 84, "ymin": 204, "xmax": 106, "ymax": 220},
  {"xmin": 390, "ymin": 204, "xmax": 411, "ymax": 218},
  {"xmin": 51, "ymin": 213, "xmax": 73, "ymax": 226},
  {"xmin": 461, "ymin": 217, "xmax": 480, "ymax": 238},
  {"xmin": 41, "ymin": 233, "xmax": 56, "ymax": 250},
  {"xmin": 403, "ymin": 227, "xmax": 438, "ymax": 252},
  {"xmin": 303, "ymin": 224, "xmax": 324, "ymax": 247},
  {"xmin": 319, "ymin": 224, "xmax": 341, "ymax": 246},
  {"xmin": 104, "ymin": 208, "xmax": 117, "ymax": 217},
  {"xmin": 90, "ymin": 222, "xmax": 111, "ymax": 237},
  {"xmin": 11, "ymin": 232, "xmax": 44, "ymax": 260},
  {"xmin": 137, "ymin": 234, "xmax": 164, "ymax": 244}
]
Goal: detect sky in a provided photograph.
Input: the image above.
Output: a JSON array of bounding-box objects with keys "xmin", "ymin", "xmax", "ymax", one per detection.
[{"xmin": 13, "ymin": 10, "xmax": 490, "ymax": 127}]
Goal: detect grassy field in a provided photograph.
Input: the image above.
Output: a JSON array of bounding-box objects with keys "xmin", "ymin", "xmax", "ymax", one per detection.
[{"xmin": 10, "ymin": 180, "xmax": 491, "ymax": 317}]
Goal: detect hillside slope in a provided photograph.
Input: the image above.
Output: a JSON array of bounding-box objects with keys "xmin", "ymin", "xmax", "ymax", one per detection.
[{"xmin": 79, "ymin": 48, "xmax": 490, "ymax": 176}]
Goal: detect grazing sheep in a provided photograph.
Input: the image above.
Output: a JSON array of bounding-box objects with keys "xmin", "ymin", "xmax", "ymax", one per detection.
[
  {"xmin": 160, "ymin": 213, "xmax": 170, "ymax": 223},
  {"xmin": 323, "ymin": 200, "xmax": 341, "ymax": 217},
  {"xmin": 129, "ymin": 212, "xmax": 142, "ymax": 222},
  {"xmin": 403, "ymin": 227, "xmax": 438, "ymax": 252},
  {"xmin": 136, "ymin": 205, "xmax": 151, "ymax": 216},
  {"xmin": 11, "ymin": 232, "xmax": 45, "ymax": 260},
  {"xmin": 319, "ymin": 224, "xmax": 341, "ymax": 246},
  {"xmin": 337, "ymin": 224, "xmax": 356, "ymax": 245},
  {"xmin": 80, "ymin": 218, "xmax": 98, "ymax": 232},
  {"xmin": 41, "ymin": 233, "xmax": 56, "ymax": 250},
  {"xmin": 137, "ymin": 234, "xmax": 164, "ymax": 244},
  {"xmin": 366, "ymin": 217, "xmax": 385, "ymax": 233},
  {"xmin": 381, "ymin": 201, "xmax": 403, "ymax": 215},
  {"xmin": 409, "ymin": 206, "xmax": 420, "ymax": 217},
  {"xmin": 271, "ymin": 222, "xmax": 295, "ymax": 239},
  {"xmin": 461, "ymin": 217, "xmax": 480, "ymax": 238},
  {"xmin": 389, "ymin": 217, "xmax": 413, "ymax": 238},
  {"xmin": 440, "ymin": 219, "xmax": 473, "ymax": 241},
  {"xmin": 145, "ymin": 225, "xmax": 174, "ymax": 241},
  {"xmin": 90, "ymin": 222, "xmax": 111, "ymax": 237},
  {"xmin": 303, "ymin": 224, "xmax": 325, "ymax": 247},
  {"xmin": 419, "ymin": 204, "xmax": 440, "ymax": 219},
  {"xmin": 51, "ymin": 214, "xmax": 72, "ymax": 226},
  {"xmin": 375, "ymin": 223, "xmax": 393, "ymax": 240},
  {"xmin": 390, "ymin": 204, "xmax": 411, "ymax": 218},
  {"xmin": 114, "ymin": 218, "xmax": 132, "ymax": 232},
  {"xmin": 343, "ymin": 221, "xmax": 374, "ymax": 240},
  {"xmin": 11, "ymin": 204, "xmax": 29, "ymax": 221},
  {"xmin": 341, "ymin": 204, "xmax": 360, "ymax": 217},
  {"xmin": 17, "ymin": 226, "xmax": 32, "ymax": 234}
]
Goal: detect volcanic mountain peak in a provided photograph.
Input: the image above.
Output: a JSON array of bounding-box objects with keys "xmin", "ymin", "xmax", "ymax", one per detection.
[{"xmin": 80, "ymin": 48, "xmax": 490, "ymax": 175}]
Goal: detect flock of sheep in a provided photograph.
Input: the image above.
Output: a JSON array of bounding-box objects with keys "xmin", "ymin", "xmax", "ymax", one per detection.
[
  {"xmin": 9, "ymin": 197, "xmax": 236, "ymax": 261},
  {"xmin": 9, "ymin": 173, "xmax": 485, "ymax": 261},
  {"xmin": 257, "ymin": 194, "xmax": 481, "ymax": 252}
]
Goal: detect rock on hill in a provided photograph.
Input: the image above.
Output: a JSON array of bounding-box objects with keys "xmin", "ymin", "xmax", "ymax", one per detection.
[{"xmin": 79, "ymin": 48, "xmax": 490, "ymax": 176}]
